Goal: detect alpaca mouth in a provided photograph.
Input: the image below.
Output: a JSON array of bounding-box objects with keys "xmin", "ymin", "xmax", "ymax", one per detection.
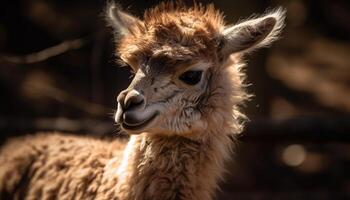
[{"xmin": 121, "ymin": 110, "xmax": 159, "ymax": 131}]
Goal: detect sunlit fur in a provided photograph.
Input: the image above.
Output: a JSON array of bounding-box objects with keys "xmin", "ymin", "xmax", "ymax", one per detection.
[
  {"xmin": 0, "ymin": 2, "xmax": 284, "ymax": 200},
  {"xmin": 116, "ymin": 2, "xmax": 249, "ymax": 137},
  {"xmin": 113, "ymin": 5, "xmax": 251, "ymax": 198}
]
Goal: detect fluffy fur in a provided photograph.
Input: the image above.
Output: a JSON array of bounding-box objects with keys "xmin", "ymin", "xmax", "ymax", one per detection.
[
  {"xmin": 0, "ymin": 2, "xmax": 285, "ymax": 200},
  {"xmin": 0, "ymin": 133, "xmax": 126, "ymax": 200}
]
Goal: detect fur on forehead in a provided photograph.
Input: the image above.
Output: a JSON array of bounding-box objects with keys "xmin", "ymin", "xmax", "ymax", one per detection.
[{"xmin": 117, "ymin": 2, "xmax": 225, "ymax": 64}]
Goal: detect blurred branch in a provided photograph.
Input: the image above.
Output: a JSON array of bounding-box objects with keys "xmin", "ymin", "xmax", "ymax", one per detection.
[
  {"xmin": 38, "ymin": 84, "xmax": 111, "ymax": 116},
  {"xmin": 23, "ymin": 76, "xmax": 112, "ymax": 116},
  {"xmin": 0, "ymin": 117, "xmax": 119, "ymax": 139},
  {"xmin": 1, "ymin": 117, "xmax": 350, "ymax": 142},
  {"xmin": 0, "ymin": 38, "xmax": 87, "ymax": 64}
]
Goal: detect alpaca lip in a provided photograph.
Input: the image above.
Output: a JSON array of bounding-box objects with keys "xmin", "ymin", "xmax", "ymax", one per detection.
[{"xmin": 122, "ymin": 111, "xmax": 159, "ymax": 131}]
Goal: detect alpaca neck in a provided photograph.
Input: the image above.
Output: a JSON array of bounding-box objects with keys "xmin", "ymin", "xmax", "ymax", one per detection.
[{"xmin": 116, "ymin": 131, "xmax": 233, "ymax": 200}]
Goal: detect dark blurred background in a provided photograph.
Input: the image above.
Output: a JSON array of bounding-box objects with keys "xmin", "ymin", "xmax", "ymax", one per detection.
[{"xmin": 1, "ymin": 0, "xmax": 350, "ymax": 199}]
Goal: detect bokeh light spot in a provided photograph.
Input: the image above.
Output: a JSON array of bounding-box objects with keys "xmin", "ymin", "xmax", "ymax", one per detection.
[{"xmin": 282, "ymin": 144, "xmax": 306, "ymax": 167}]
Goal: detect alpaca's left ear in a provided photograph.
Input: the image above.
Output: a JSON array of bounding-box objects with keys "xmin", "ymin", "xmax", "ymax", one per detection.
[
  {"xmin": 106, "ymin": 2, "xmax": 143, "ymax": 37},
  {"xmin": 221, "ymin": 8, "xmax": 286, "ymax": 55}
]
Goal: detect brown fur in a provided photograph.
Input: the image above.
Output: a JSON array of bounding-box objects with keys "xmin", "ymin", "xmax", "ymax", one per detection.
[
  {"xmin": 0, "ymin": 133, "xmax": 126, "ymax": 200},
  {"xmin": 117, "ymin": 2, "xmax": 224, "ymax": 71},
  {"xmin": 0, "ymin": 2, "xmax": 284, "ymax": 200}
]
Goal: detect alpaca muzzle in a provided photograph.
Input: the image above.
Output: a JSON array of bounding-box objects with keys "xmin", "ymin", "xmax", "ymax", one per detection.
[{"xmin": 115, "ymin": 89, "xmax": 159, "ymax": 131}]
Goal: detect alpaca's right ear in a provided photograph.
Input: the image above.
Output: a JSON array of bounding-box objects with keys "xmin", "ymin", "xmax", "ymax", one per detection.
[{"xmin": 106, "ymin": 2, "xmax": 142, "ymax": 37}]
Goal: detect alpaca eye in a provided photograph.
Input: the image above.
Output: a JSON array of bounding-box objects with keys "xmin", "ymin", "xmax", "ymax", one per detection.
[{"xmin": 179, "ymin": 70, "xmax": 203, "ymax": 85}]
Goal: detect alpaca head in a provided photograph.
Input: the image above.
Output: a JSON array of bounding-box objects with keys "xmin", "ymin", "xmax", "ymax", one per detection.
[{"xmin": 108, "ymin": 2, "xmax": 285, "ymax": 136}]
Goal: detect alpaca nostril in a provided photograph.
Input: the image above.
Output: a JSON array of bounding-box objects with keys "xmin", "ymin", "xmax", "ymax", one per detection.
[
  {"xmin": 125, "ymin": 96, "xmax": 144, "ymax": 110},
  {"xmin": 117, "ymin": 89, "xmax": 145, "ymax": 112},
  {"xmin": 123, "ymin": 90, "xmax": 145, "ymax": 111}
]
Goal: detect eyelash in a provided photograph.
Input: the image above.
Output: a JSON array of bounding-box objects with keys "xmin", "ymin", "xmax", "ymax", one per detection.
[{"xmin": 129, "ymin": 72, "xmax": 135, "ymax": 79}]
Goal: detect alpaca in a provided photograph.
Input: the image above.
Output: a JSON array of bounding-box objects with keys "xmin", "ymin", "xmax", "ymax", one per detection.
[{"xmin": 0, "ymin": 2, "xmax": 285, "ymax": 200}]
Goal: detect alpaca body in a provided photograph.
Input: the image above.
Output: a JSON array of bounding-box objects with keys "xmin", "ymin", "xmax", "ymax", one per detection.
[
  {"xmin": 0, "ymin": 130, "xmax": 233, "ymax": 200},
  {"xmin": 0, "ymin": 133, "xmax": 124, "ymax": 200},
  {"xmin": 0, "ymin": 2, "xmax": 285, "ymax": 199},
  {"xmin": 0, "ymin": 55, "xmax": 244, "ymax": 200}
]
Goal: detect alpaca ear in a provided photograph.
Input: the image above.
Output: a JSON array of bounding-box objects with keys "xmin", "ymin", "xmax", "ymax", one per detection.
[
  {"xmin": 106, "ymin": 2, "xmax": 142, "ymax": 36},
  {"xmin": 221, "ymin": 8, "xmax": 286, "ymax": 55}
]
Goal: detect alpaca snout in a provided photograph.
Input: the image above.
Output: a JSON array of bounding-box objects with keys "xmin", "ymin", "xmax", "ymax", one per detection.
[
  {"xmin": 123, "ymin": 90, "xmax": 145, "ymax": 111},
  {"xmin": 115, "ymin": 89, "xmax": 145, "ymax": 123},
  {"xmin": 115, "ymin": 89, "xmax": 158, "ymax": 131},
  {"xmin": 117, "ymin": 90, "xmax": 145, "ymax": 111}
]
